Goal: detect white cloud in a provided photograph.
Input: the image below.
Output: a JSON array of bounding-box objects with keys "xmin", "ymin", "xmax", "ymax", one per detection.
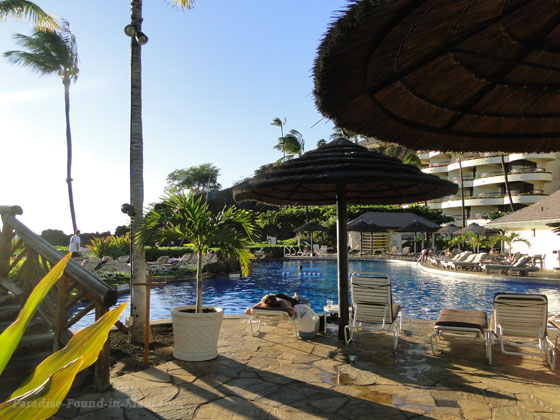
[{"xmin": 0, "ymin": 87, "xmax": 57, "ymax": 108}]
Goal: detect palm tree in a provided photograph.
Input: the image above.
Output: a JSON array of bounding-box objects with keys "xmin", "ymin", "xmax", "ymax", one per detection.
[
  {"xmin": 402, "ymin": 151, "xmax": 422, "ymax": 168},
  {"xmin": 457, "ymin": 154, "xmax": 466, "ymax": 228},
  {"xmin": 501, "ymin": 154, "xmax": 514, "ymax": 212},
  {"xmin": 0, "ymin": 0, "xmax": 58, "ymax": 30},
  {"xmin": 316, "ymin": 138, "xmax": 327, "ymax": 148},
  {"xmin": 330, "ymin": 126, "xmax": 359, "ymax": 143},
  {"xmin": 127, "ymin": 0, "xmax": 193, "ymax": 343},
  {"xmin": 139, "ymin": 190, "xmax": 257, "ymax": 313},
  {"xmin": 274, "ymin": 132, "xmax": 303, "ymax": 160},
  {"xmin": 5, "ymin": 21, "xmax": 79, "ymax": 233},
  {"xmin": 270, "ymin": 117, "xmax": 286, "ymax": 137}
]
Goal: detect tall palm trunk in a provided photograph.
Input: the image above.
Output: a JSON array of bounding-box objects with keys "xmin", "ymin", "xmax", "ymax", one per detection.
[
  {"xmin": 63, "ymin": 78, "xmax": 77, "ymax": 233},
  {"xmin": 458, "ymin": 155, "xmax": 466, "ymax": 227},
  {"xmin": 501, "ymin": 154, "xmax": 514, "ymax": 212},
  {"xmin": 129, "ymin": 0, "xmax": 147, "ymax": 343},
  {"xmin": 196, "ymin": 249, "xmax": 203, "ymax": 313}
]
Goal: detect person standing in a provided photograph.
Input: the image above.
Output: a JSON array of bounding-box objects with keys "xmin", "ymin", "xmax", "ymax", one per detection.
[{"xmin": 69, "ymin": 230, "xmax": 81, "ymax": 257}]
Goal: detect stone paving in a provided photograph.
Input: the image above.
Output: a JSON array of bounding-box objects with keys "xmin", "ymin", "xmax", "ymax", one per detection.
[{"xmin": 53, "ymin": 317, "xmax": 559, "ymax": 420}]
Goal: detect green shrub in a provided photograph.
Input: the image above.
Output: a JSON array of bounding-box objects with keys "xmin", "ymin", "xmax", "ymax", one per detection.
[
  {"xmin": 144, "ymin": 246, "xmax": 194, "ymax": 261},
  {"xmin": 86, "ymin": 234, "xmax": 130, "ymax": 259}
]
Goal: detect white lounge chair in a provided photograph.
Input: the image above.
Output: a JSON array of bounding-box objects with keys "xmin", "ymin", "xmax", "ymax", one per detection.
[
  {"xmin": 344, "ymin": 272, "xmax": 402, "ymax": 349},
  {"xmin": 482, "ymin": 256, "xmax": 539, "ymax": 276},
  {"xmin": 487, "ymin": 293, "xmax": 556, "ymax": 370},
  {"xmin": 248, "ymin": 308, "xmax": 298, "ymax": 338},
  {"xmin": 450, "ymin": 253, "xmax": 488, "ymax": 271}
]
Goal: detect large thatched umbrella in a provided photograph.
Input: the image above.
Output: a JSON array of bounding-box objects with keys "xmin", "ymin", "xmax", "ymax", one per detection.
[
  {"xmin": 347, "ymin": 220, "xmax": 387, "ymax": 255},
  {"xmin": 233, "ymin": 138, "xmax": 457, "ymax": 339},
  {"xmin": 313, "ymin": 0, "xmax": 560, "ymax": 153},
  {"xmin": 397, "ymin": 220, "xmax": 440, "ymax": 254},
  {"xmin": 294, "ymin": 221, "xmax": 328, "ymax": 253}
]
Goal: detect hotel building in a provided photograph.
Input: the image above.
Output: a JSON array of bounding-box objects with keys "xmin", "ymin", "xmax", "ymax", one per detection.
[{"xmin": 418, "ymin": 151, "xmax": 560, "ymax": 225}]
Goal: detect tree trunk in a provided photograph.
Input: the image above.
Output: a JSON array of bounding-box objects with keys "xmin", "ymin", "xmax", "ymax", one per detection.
[
  {"xmin": 64, "ymin": 79, "xmax": 77, "ymax": 233},
  {"xmin": 458, "ymin": 155, "xmax": 466, "ymax": 227},
  {"xmin": 129, "ymin": 0, "xmax": 147, "ymax": 343},
  {"xmin": 196, "ymin": 249, "xmax": 203, "ymax": 313},
  {"xmin": 501, "ymin": 154, "xmax": 514, "ymax": 212}
]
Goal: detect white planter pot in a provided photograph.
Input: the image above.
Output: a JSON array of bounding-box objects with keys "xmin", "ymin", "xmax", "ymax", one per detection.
[{"xmin": 171, "ymin": 305, "xmax": 224, "ymax": 361}]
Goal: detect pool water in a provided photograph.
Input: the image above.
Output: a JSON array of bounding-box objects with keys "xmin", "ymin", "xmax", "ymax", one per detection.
[{"xmin": 72, "ymin": 259, "xmax": 560, "ymax": 329}]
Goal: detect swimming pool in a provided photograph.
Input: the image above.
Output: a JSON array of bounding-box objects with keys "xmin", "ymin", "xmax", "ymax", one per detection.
[{"xmin": 72, "ymin": 259, "xmax": 560, "ymax": 329}]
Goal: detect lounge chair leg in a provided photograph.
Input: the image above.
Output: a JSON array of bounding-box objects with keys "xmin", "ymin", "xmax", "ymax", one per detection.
[
  {"xmin": 486, "ymin": 332, "xmax": 493, "ymax": 365},
  {"xmin": 430, "ymin": 332, "xmax": 437, "ymax": 355},
  {"xmin": 344, "ymin": 325, "xmax": 352, "ymax": 345}
]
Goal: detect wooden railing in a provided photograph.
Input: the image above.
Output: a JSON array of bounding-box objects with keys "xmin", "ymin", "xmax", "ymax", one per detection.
[{"xmin": 0, "ymin": 205, "xmax": 118, "ymax": 391}]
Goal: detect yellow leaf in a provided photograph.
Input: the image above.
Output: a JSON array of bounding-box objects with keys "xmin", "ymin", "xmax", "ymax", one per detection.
[
  {"xmin": 0, "ymin": 253, "xmax": 71, "ymax": 375},
  {"xmin": 0, "ymin": 357, "xmax": 84, "ymax": 420},
  {"xmin": 11, "ymin": 302, "xmax": 128, "ymax": 399}
]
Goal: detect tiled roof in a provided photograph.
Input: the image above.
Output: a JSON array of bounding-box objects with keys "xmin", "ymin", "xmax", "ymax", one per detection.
[
  {"xmin": 348, "ymin": 212, "xmax": 440, "ymax": 230},
  {"xmin": 487, "ymin": 189, "xmax": 560, "ymax": 227}
]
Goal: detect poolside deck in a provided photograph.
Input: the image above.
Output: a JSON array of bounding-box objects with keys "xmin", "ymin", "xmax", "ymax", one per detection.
[
  {"xmin": 53, "ymin": 317, "xmax": 559, "ymax": 420},
  {"xmin": 285, "ymin": 254, "xmax": 560, "ymax": 284}
]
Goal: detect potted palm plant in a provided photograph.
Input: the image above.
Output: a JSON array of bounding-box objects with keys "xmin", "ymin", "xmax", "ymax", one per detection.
[{"xmin": 138, "ymin": 190, "xmax": 257, "ymax": 361}]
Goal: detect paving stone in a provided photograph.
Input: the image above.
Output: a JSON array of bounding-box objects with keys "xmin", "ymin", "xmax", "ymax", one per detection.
[
  {"xmin": 138, "ymin": 383, "xmax": 180, "ymax": 407},
  {"xmin": 257, "ymin": 369, "xmax": 293, "ymax": 385},
  {"xmin": 491, "ymin": 404, "xmax": 539, "ymax": 420},
  {"xmin": 483, "ymin": 388, "xmax": 517, "ymax": 408},
  {"xmin": 144, "ymin": 403, "xmax": 198, "ymax": 420},
  {"xmin": 515, "ymin": 392, "xmax": 560, "ymax": 414},
  {"xmin": 312, "ymin": 358, "xmax": 343, "ymax": 373},
  {"xmin": 306, "ymin": 395, "xmax": 349, "ymax": 413},
  {"xmin": 217, "ymin": 377, "xmax": 280, "ymax": 401},
  {"xmin": 130, "ymin": 367, "xmax": 171, "ymax": 383},
  {"xmin": 338, "ymin": 398, "xmax": 407, "ymax": 419},
  {"xmin": 194, "ymin": 396, "xmax": 275, "ymax": 419},
  {"xmin": 458, "ymin": 399, "xmax": 492, "ymax": 420},
  {"xmin": 336, "ymin": 363, "xmax": 378, "ymax": 385},
  {"xmin": 176, "ymin": 382, "xmax": 227, "ymax": 406}
]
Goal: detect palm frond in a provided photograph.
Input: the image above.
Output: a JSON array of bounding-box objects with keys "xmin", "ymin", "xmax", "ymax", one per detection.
[
  {"xmin": 0, "ymin": 0, "xmax": 59, "ymax": 31},
  {"xmin": 172, "ymin": 0, "xmax": 194, "ymax": 9},
  {"xmin": 4, "ymin": 21, "xmax": 79, "ymax": 81}
]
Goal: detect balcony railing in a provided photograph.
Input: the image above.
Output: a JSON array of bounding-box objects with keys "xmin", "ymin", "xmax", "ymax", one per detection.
[
  {"xmin": 430, "ymin": 190, "xmax": 546, "ymax": 203},
  {"xmin": 448, "ymin": 168, "xmax": 550, "ymax": 183}
]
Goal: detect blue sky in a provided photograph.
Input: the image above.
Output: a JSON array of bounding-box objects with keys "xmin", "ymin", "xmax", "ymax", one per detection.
[{"xmin": 0, "ymin": 0, "xmax": 347, "ymax": 235}]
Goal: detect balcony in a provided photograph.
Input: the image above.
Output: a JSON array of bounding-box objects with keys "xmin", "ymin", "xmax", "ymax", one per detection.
[
  {"xmin": 508, "ymin": 153, "xmax": 557, "ymax": 162},
  {"xmin": 423, "ymin": 164, "xmax": 451, "ymax": 174},
  {"xmin": 448, "ymin": 154, "xmax": 502, "ymax": 170},
  {"xmin": 439, "ymin": 191, "xmax": 546, "ymax": 209}
]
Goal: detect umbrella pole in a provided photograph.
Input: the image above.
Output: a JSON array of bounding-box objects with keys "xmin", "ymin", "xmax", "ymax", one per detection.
[
  {"xmin": 360, "ymin": 232, "xmax": 363, "ymax": 257},
  {"xmin": 336, "ymin": 183, "xmax": 349, "ymax": 341}
]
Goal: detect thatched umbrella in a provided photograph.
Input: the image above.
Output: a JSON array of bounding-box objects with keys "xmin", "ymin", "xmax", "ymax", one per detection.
[
  {"xmin": 453, "ymin": 223, "xmax": 500, "ymax": 237},
  {"xmin": 233, "ymin": 138, "xmax": 457, "ymax": 339},
  {"xmin": 313, "ymin": 0, "xmax": 560, "ymax": 153},
  {"xmin": 347, "ymin": 220, "xmax": 387, "ymax": 255},
  {"xmin": 397, "ymin": 220, "xmax": 440, "ymax": 254},
  {"xmin": 436, "ymin": 224, "xmax": 460, "ymax": 238},
  {"xmin": 294, "ymin": 221, "xmax": 328, "ymax": 253}
]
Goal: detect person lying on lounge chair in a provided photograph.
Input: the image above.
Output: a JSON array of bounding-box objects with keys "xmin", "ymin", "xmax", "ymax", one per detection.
[{"xmin": 245, "ymin": 292, "xmax": 304, "ymax": 317}]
